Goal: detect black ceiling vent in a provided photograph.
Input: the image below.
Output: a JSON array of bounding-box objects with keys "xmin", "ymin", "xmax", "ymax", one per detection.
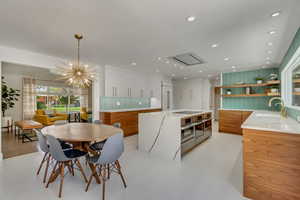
[{"xmin": 172, "ymin": 53, "xmax": 205, "ymax": 66}]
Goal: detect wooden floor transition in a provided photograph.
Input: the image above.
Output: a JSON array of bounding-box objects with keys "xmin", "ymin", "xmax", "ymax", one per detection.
[{"xmin": 1, "ymin": 129, "xmax": 38, "ymax": 159}]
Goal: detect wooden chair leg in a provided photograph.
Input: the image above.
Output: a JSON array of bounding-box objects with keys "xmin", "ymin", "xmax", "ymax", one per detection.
[
  {"xmin": 101, "ymin": 166, "xmax": 106, "ymax": 200},
  {"xmin": 115, "ymin": 160, "xmax": 127, "ymax": 188},
  {"xmin": 85, "ymin": 172, "xmax": 96, "ymax": 192},
  {"xmin": 107, "ymin": 164, "xmax": 110, "ymax": 179},
  {"xmin": 43, "ymin": 154, "xmax": 51, "ymax": 183},
  {"xmin": 37, "ymin": 152, "xmax": 48, "ymax": 175},
  {"xmin": 58, "ymin": 163, "xmax": 65, "ymax": 198},
  {"xmin": 70, "ymin": 160, "xmax": 74, "ymax": 175},
  {"xmin": 46, "ymin": 161, "xmax": 58, "ymax": 188},
  {"xmin": 75, "ymin": 159, "xmax": 88, "ymax": 183},
  {"xmin": 66, "ymin": 161, "xmax": 74, "ymax": 176}
]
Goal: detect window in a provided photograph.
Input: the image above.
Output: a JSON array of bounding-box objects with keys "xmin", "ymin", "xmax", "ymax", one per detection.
[
  {"xmin": 35, "ymin": 83, "xmax": 87, "ymax": 113},
  {"xmin": 282, "ymin": 46, "xmax": 300, "ymax": 110},
  {"xmin": 292, "ymin": 65, "xmax": 300, "ymax": 106}
]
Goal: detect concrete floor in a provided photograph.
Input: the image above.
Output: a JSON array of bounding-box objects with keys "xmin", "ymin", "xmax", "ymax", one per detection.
[{"xmin": 0, "ymin": 124, "xmax": 248, "ymax": 200}]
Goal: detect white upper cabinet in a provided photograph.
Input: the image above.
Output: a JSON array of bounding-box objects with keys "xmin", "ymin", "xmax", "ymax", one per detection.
[{"xmin": 104, "ymin": 66, "xmax": 165, "ymax": 101}]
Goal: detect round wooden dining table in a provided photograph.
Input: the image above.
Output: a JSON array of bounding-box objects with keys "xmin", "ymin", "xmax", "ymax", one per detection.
[
  {"xmin": 41, "ymin": 123, "xmax": 123, "ymax": 185},
  {"xmin": 41, "ymin": 123, "xmax": 123, "ymax": 153}
]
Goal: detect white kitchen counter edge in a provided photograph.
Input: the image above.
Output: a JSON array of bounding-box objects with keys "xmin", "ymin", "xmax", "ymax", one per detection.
[
  {"xmin": 241, "ymin": 110, "xmax": 300, "ymax": 135},
  {"xmin": 100, "ymin": 107, "xmax": 161, "ymax": 112}
]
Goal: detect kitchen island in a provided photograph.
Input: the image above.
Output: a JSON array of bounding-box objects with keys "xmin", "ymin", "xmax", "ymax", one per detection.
[{"xmin": 138, "ymin": 110, "xmax": 212, "ymax": 161}]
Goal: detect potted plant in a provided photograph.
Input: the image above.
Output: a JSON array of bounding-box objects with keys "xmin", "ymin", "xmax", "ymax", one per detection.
[
  {"xmin": 1, "ymin": 76, "xmax": 20, "ymax": 128},
  {"xmin": 255, "ymin": 77, "xmax": 264, "ymax": 84}
]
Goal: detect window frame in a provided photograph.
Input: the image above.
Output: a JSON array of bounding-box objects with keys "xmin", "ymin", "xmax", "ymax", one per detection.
[{"xmin": 281, "ymin": 45, "xmax": 300, "ymax": 111}]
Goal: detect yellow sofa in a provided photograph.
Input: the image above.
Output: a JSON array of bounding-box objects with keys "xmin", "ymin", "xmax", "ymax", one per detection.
[
  {"xmin": 33, "ymin": 109, "xmax": 68, "ymax": 126},
  {"xmin": 80, "ymin": 107, "xmax": 88, "ymax": 122}
]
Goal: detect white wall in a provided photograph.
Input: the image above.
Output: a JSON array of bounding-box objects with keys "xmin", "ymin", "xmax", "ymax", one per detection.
[{"xmin": 173, "ymin": 77, "xmax": 211, "ymax": 110}]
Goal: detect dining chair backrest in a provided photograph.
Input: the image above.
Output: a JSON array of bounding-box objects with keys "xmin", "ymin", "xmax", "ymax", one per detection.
[
  {"xmin": 97, "ymin": 133, "xmax": 124, "ymax": 165},
  {"xmin": 34, "ymin": 129, "xmax": 49, "ymax": 153},
  {"xmin": 46, "ymin": 135, "xmax": 69, "ymax": 162}
]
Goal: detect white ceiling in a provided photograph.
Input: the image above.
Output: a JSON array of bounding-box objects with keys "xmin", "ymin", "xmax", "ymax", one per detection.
[{"xmin": 0, "ymin": 0, "xmax": 300, "ymax": 79}]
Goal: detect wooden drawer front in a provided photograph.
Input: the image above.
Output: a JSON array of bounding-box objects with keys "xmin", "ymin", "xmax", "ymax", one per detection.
[
  {"xmin": 243, "ymin": 129, "xmax": 300, "ymax": 200},
  {"xmin": 245, "ymin": 182, "xmax": 300, "ymax": 200},
  {"xmin": 219, "ymin": 110, "xmax": 242, "ymax": 134},
  {"xmin": 244, "ymin": 160, "xmax": 300, "ymax": 198},
  {"xmin": 242, "ymin": 111, "xmax": 252, "ymax": 123},
  {"xmin": 244, "ymin": 131, "xmax": 300, "ymax": 166},
  {"xmin": 123, "ymin": 125, "xmax": 138, "ymax": 136},
  {"xmin": 112, "ymin": 112, "xmax": 137, "ymax": 126}
]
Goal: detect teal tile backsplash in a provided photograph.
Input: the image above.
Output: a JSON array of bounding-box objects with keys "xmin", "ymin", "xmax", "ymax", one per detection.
[
  {"xmin": 100, "ymin": 96, "xmax": 150, "ymax": 110},
  {"xmin": 279, "ymin": 28, "xmax": 300, "ymax": 120},
  {"xmin": 222, "ymin": 68, "xmax": 280, "ymax": 111}
]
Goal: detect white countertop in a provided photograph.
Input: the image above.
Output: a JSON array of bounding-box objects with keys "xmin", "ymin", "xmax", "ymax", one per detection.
[
  {"xmin": 100, "ymin": 107, "xmax": 161, "ymax": 112},
  {"xmin": 139, "ymin": 109, "xmax": 212, "ymax": 118},
  {"xmin": 242, "ymin": 110, "xmax": 300, "ymax": 134},
  {"xmin": 219, "ymin": 108, "xmax": 267, "ymax": 112}
]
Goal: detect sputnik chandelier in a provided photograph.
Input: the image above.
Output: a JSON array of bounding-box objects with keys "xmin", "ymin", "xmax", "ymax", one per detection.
[{"xmin": 57, "ymin": 34, "xmax": 95, "ymax": 88}]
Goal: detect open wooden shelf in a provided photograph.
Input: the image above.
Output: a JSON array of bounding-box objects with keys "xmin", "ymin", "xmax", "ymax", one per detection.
[
  {"xmin": 220, "ymin": 80, "xmax": 280, "ymax": 88},
  {"xmin": 222, "ymin": 93, "xmax": 280, "ymax": 97},
  {"xmin": 293, "ymin": 79, "xmax": 300, "ymax": 83},
  {"xmin": 293, "ymin": 92, "xmax": 300, "ymax": 96}
]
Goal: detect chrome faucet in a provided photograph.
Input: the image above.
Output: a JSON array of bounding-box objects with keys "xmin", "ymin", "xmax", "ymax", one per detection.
[{"xmin": 268, "ymin": 97, "xmax": 287, "ymax": 118}]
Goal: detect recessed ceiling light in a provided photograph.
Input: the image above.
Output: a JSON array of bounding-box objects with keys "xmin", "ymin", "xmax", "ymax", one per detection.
[
  {"xmin": 166, "ymin": 60, "xmax": 170, "ymax": 64},
  {"xmin": 211, "ymin": 44, "xmax": 219, "ymax": 48},
  {"xmin": 187, "ymin": 16, "xmax": 196, "ymax": 22},
  {"xmin": 266, "ymin": 57, "xmax": 270, "ymax": 60},
  {"xmin": 184, "ymin": 77, "xmax": 187, "ymax": 79},
  {"xmin": 171, "ymin": 74, "xmax": 175, "ymax": 77},
  {"xmin": 199, "ymin": 70, "xmax": 203, "ymax": 72},
  {"xmin": 224, "ymin": 57, "xmax": 229, "ymax": 61},
  {"xmin": 231, "ymin": 66, "xmax": 236, "ymax": 69},
  {"xmin": 174, "ymin": 64, "xmax": 177, "ymax": 67},
  {"xmin": 269, "ymin": 31, "xmax": 276, "ymax": 35},
  {"xmin": 267, "ymin": 42, "xmax": 273, "ymax": 46},
  {"xmin": 156, "ymin": 69, "xmax": 160, "ymax": 73},
  {"xmin": 271, "ymin": 11, "xmax": 281, "ymax": 17},
  {"xmin": 266, "ymin": 61, "xmax": 271, "ymax": 64},
  {"xmin": 158, "ymin": 57, "xmax": 161, "ymax": 61},
  {"xmin": 131, "ymin": 62, "xmax": 137, "ymax": 66},
  {"xmin": 267, "ymin": 50, "xmax": 272, "ymax": 54}
]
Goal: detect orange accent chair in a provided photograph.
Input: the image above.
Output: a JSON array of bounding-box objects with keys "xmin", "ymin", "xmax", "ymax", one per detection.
[
  {"xmin": 33, "ymin": 109, "xmax": 68, "ymax": 126},
  {"xmin": 80, "ymin": 107, "xmax": 88, "ymax": 122}
]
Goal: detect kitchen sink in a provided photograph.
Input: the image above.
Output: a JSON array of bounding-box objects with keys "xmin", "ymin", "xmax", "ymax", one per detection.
[{"xmin": 255, "ymin": 113, "xmax": 280, "ymax": 118}]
